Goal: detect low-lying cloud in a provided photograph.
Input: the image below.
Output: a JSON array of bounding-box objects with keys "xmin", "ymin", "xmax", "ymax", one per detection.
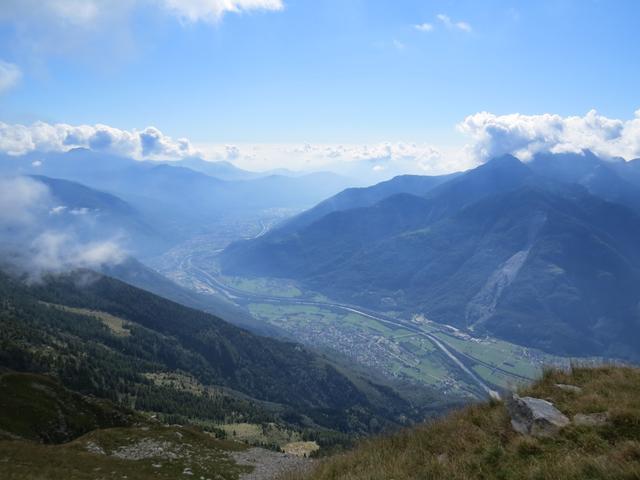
[
  {"xmin": 0, "ymin": 122, "xmax": 197, "ymax": 159},
  {"xmin": 458, "ymin": 109, "xmax": 640, "ymax": 162},
  {"xmin": 28, "ymin": 231, "xmax": 125, "ymax": 277},
  {"xmin": 0, "ymin": 176, "xmax": 125, "ymax": 282}
]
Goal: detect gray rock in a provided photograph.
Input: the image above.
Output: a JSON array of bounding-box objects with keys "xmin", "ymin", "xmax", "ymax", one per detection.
[
  {"xmin": 555, "ymin": 384, "xmax": 583, "ymax": 394},
  {"xmin": 506, "ymin": 394, "xmax": 570, "ymax": 437},
  {"xmin": 573, "ymin": 412, "xmax": 609, "ymax": 427}
]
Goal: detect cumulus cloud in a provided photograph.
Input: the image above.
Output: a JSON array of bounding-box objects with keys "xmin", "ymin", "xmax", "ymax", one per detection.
[
  {"xmin": 458, "ymin": 109, "xmax": 640, "ymax": 162},
  {"xmin": 0, "ymin": 60, "xmax": 21, "ymax": 93},
  {"xmin": 436, "ymin": 13, "xmax": 472, "ymax": 32},
  {"xmin": 0, "ymin": 121, "xmax": 198, "ymax": 159},
  {"xmin": 0, "ymin": 176, "xmax": 125, "ymax": 281}
]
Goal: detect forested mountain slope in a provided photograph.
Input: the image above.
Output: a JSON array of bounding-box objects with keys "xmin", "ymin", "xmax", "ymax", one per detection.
[
  {"xmin": 221, "ymin": 156, "xmax": 640, "ymax": 361},
  {"xmin": 0, "ymin": 268, "xmax": 445, "ymax": 436}
]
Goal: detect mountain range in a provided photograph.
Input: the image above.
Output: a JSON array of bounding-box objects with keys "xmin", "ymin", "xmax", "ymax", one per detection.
[
  {"xmin": 0, "ymin": 149, "xmax": 359, "ymax": 257},
  {"xmin": 220, "ymin": 152, "xmax": 640, "ymax": 361}
]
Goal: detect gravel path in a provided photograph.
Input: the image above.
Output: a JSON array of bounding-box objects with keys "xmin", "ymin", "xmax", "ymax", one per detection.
[{"xmin": 231, "ymin": 448, "xmax": 313, "ymax": 480}]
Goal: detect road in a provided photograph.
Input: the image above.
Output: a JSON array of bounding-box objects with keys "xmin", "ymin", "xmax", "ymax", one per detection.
[{"xmin": 187, "ymin": 260, "xmax": 501, "ymax": 400}]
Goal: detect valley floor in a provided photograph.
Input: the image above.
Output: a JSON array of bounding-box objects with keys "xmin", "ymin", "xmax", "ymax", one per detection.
[{"xmin": 150, "ymin": 229, "xmax": 586, "ymax": 401}]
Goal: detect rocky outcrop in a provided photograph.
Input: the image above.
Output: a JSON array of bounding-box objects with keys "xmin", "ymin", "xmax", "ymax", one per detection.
[{"xmin": 506, "ymin": 394, "xmax": 570, "ymax": 437}]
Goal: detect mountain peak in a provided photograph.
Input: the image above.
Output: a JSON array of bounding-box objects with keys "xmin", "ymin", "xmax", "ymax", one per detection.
[{"xmin": 482, "ymin": 154, "xmax": 526, "ymax": 170}]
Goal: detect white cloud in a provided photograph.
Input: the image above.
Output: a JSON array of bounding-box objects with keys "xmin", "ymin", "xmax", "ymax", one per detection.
[
  {"xmin": 160, "ymin": 0, "xmax": 284, "ymax": 23},
  {"xmin": 0, "ymin": 176, "xmax": 126, "ymax": 280},
  {"xmin": 0, "ymin": 0, "xmax": 283, "ymax": 66},
  {"xmin": 0, "ymin": 121, "xmax": 198, "ymax": 160},
  {"xmin": 197, "ymin": 141, "xmax": 475, "ymax": 180},
  {"xmin": 436, "ymin": 13, "xmax": 472, "ymax": 32},
  {"xmin": 29, "ymin": 231, "xmax": 125, "ymax": 275},
  {"xmin": 414, "ymin": 23, "xmax": 433, "ymax": 32},
  {"xmin": 0, "ymin": 0, "xmax": 283, "ymax": 29},
  {"xmin": 458, "ymin": 109, "xmax": 640, "ymax": 162},
  {"xmin": 0, "ymin": 60, "xmax": 21, "ymax": 93},
  {"xmin": 0, "ymin": 176, "xmax": 51, "ymax": 227}
]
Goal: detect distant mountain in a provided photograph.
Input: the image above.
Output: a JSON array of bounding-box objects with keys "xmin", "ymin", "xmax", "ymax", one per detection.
[
  {"xmin": 0, "ymin": 268, "xmax": 446, "ymax": 436},
  {"xmin": 30, "ymin": 175, "xmax": 136, "ymax": 216},
  {"xmin": 528, "ymin": 151, "xmax": 640, "ymax": 213},
  {"xmin": 277, "ymin": 173, "xmax": 459, "ymax": 234},
  {"xmin": 1, "ymin": 150, "xmax": 358, "ymax": 252},
  {"xmin": 1, "ymin": 174, "xmax": 169, "ymax": 256},
  {"xmin": 179, "ymin": 157, "xmax": 259, "ymax": 181},
  {"xmin": 221, "ymin": 155, "xmax": 640, "ymax": 361}
]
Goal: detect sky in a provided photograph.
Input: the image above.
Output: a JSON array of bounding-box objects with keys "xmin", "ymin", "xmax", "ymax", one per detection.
[{"xmin": 0, "ymin": 0, "xmax": 639, "ymax": 175}]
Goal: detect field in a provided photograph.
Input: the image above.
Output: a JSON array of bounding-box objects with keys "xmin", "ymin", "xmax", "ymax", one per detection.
[
  {"xmin": 41, "ymin": 302, "xmax": 131, "ymax": 337},
  {"xmin": 221, "ymin": 276, "xmax": 303, "ymax": 298},
  {"xmin": 246, "ymin": 293, "xmax": 576, "ymax": 397}
]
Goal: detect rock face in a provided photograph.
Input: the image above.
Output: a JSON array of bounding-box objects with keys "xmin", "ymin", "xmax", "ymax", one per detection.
[{"xmin": 507, "ymin": 394, "xmax": 570, "ymax": 437}]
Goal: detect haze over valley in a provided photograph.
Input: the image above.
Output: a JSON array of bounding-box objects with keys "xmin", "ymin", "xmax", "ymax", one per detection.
[{"xmin": 1, "ymin": 1, "xmax": 640, "ymax": 479}]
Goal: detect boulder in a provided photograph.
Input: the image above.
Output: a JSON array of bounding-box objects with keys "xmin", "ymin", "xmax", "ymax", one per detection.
[{"xmin": 507, "ymin": 394, "xmax": 570, "ymax": 437}]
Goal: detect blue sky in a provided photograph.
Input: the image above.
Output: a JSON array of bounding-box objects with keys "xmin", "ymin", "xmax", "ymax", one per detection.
[{"xmin": 0, "ymin": 0, "xmax": 639, "ymax": 174}]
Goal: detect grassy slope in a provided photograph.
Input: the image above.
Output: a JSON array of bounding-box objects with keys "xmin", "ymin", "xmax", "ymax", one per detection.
[
  {"xmin": 0, "ymin": 372, "xmax": 251, "ymax": 480},
  {"xmin": 283, "ymin": 366, "xmax": 640, "ymax": 480},
  {"xmin": 0, "ymin": 425, "xmax": 250, "ymax": 480}
]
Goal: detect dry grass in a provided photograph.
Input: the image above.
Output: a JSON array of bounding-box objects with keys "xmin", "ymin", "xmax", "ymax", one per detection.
[
  {"xmin": 283, "ymin": 441, "xmax": 320, "ymax": 457},
  {"xmin": 41, "ymin": 302, "xmax": 131, "ymax": 336},
  {"xmin": 281, "ymin": 366, "xmax": 640, "ymax": 480}
]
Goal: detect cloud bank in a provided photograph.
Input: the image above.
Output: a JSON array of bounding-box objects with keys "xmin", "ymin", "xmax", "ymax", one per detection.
[
  {"xmin": 0, "ymin": 176, "xmax": 125, "ymax": 281},
  {"xmin": 458, "ymin": 109, "xmax": 640, "ymax": 162},
  {"xmin": 2, "ymin": 109, "xmax": 639, "ymax": 178},
  {"xmin": 0, "ymin": 122, "xmax": 197, "ymax": 159}
]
